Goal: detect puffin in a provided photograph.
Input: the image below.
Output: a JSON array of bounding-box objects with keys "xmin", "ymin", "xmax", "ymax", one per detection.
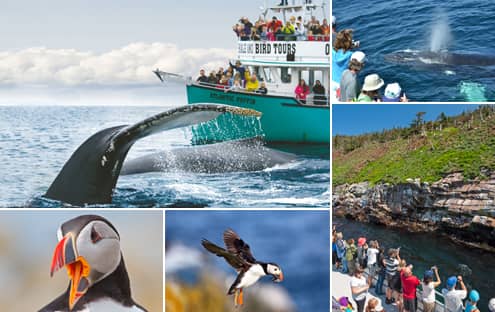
[
  {"xmin": 38, "ymin": 215, "xmax": 147, "ymax": 312},
  {"xmin": 201, "ymin": 229, "xmax": 284, "ymax": 306}
]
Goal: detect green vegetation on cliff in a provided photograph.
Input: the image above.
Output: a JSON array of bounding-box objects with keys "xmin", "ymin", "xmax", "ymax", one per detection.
[{"xmin": 333, "ymin": 105, "xmax": 495, "ymax": 186}]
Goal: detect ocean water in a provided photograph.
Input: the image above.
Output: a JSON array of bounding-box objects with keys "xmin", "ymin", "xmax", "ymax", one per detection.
[
  {"xmin": 333, "ymin": 0, "xmax": 495, "ymax": 101},
  {"xmin": 334, "ymin": 217, "xmax": 495, "ymax": 310},
  {"xmin": 166, "ymin": 210, "xmax": 330, "ymax": 312},
  {"xmin": 0, "ymin": 105, "xmax": 329, "ymax": 208}
]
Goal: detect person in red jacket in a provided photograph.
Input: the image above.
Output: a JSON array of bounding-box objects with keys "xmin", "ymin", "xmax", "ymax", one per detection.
[
  {"xmin": 295, "ymin": 79, "xmax": 310, "ymax": 103},
  {"xmin": 401, "ymin": 264, "xmax": 420, "ymax": 312}
]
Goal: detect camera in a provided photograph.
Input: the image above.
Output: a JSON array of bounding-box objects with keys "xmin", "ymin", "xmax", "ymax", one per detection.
[
  {"xmin": 352, "ymin": 40, "xmax": 360, "ymax": 48},
  {"xmin": 431, "ymin": 266, "xmax": 437, "ymax": 271}
]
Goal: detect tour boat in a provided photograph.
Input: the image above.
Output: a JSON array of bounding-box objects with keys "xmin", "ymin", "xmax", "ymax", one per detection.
[{"xmin": 154, "ymin": 1, "xmax": 330, "ymax": 145}]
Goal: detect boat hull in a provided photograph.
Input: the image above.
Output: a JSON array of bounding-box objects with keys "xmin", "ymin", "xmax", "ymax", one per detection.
[{"xmin": 186, "ymin": 84, "xmax": 330, "ymax": 144}]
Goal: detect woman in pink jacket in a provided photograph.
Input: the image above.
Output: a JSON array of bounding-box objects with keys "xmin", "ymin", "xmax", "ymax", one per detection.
[{"xmin": 295, "ymin": 79, "xmax": 310, "ymax": 103}]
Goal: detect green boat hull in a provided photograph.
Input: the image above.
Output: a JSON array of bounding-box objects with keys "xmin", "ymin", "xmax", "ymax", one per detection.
[{"xmin": 186, "ymin": 84, "xmax": 330, "ymax": 144}]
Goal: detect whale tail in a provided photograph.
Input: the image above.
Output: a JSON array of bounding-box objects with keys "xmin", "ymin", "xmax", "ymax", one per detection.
[{"xmin": 44, "ymin": 104, "xmax": 261, "ymax": 205}]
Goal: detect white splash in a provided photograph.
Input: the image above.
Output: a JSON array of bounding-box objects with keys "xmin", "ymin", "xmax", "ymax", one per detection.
[{"xmin": 430, "ymin": 13, "xmax": 452, "ymax": 52}]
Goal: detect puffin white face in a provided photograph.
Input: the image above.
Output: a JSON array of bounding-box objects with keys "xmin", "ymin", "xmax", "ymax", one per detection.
[
  {"xmin": 50, "ymin": 218, "xmax": 121, "ymax": 310},
  {"xmin": 266, "ymin": 263, "xmax": 284, "ymax": 282}
]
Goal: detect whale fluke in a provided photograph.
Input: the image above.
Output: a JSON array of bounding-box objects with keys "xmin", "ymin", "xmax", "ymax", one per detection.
[{"xmin": 44, "ymin": 104, "xmax": 261, "ymax": 206}]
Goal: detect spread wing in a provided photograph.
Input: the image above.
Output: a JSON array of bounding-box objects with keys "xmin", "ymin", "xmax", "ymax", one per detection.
[
  {"xmin": 201, "ymin": 239, "xmax": 249, "ymax": 271},
  {"xmin": 223, "ymin": 229, "xmax": 257, "ymax": 263}
]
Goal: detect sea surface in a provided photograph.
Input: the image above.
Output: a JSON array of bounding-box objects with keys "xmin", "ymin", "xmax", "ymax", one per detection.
[
  {"xmin": 333, "ymin": 0, "xmax": 495, "ymax": 101},
  {"xmin": 166, "ymin": 211, "xmax": 330, "ymax": 312},
  {"xmin": 334, "ymin": 217, "xmax": 495, "ymax": 310},
  {"xmin": 0, "ymin": 104, "xmax": 329, "ymax": 208}
]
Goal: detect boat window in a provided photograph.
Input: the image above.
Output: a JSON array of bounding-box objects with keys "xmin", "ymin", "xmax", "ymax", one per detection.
[
  {"xmin": 281, "ymin": 67, "xmax": 291, "ymax": 83},
  {"xmin": 263, "ymin": 68, "xmax": 274, "ymax": 83},
  {"xmin": 300, "ymin": 70, "xmax": 310, "ymax": 85}
]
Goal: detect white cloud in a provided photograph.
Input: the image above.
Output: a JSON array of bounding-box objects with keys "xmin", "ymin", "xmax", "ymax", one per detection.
[{"xmin": 0, "ymin": 42, "xmax": 235, "ymax": 86}]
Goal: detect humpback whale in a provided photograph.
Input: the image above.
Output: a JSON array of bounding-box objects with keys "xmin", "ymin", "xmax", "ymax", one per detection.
[
  {"xmin": 120, "ymin": 138, "xmax": 296, "ymax": 175},
  {"xmin": 44, "ymin": 104, "xmax": 263, "ymax": 206},
  {"xmin": 384, "ymin": 50, "xmax": 495, "ymax": 66}
]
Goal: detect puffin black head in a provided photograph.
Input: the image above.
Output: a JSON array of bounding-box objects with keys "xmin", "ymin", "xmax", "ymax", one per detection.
[
  {"xmin": 50, "ymin": 215, "xmax": 121, "ymax": 310},
  {"xmin": 265, "ymin": 263, "xmax": 284, "ymax": 282}
]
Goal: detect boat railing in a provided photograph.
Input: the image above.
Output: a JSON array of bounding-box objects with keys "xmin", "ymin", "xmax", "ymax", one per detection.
[
  {"xmin": 236, "ymin": 34, "xmax": 330, "ymax": 42},
  {"xmin": 191, "ymin": 81, "xmax": 329, "ymax": 106},
  {"xmin": 360, "ymin": 268, "xmax": 446, "ymax": 312}
]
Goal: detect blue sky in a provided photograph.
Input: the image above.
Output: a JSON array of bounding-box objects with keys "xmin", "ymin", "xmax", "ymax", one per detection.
[{"xmin": 332, "ymin": 104, "xmax": 480, "ymax": 135}]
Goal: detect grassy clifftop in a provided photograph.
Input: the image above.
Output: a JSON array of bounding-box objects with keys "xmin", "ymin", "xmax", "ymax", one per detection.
[{"xmin": 333, "ymin": 106, "xmax": 495, "ymax": 186}]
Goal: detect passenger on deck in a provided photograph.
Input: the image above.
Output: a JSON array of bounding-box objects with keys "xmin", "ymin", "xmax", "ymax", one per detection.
[
  {"xmin": 401, "ymin": 265, "xmax": 420, "ymax": 312},
  {"xmin": 216, "ymin": 67, "xmax": 224, "ymax": 81},
  {"xmin": 278, "ymin": 0, "xmax": 288, "ymax": 6},
  {"xmin": 229, "ymin": 60, "xmax": 246, "ymax": 79},
  {"xmin": 384, "ymin": 248, "xmax": 401, "ymax": 305},
  {"xmin": 256, "ymin": 81, "xmax": 268, "ymax": 94},
  {"xmin": 366, "ymin": 240, "xmax": 380, "ymax": 286},
  {"xmin": 358, "ymin": 74, "xmax": 384, "ymax": 102},
  {"xmin": 346, "ymin": 238, "xmax": 357, "ymax": 275},
  {"xmin": 350, "ymin": 266, "xmax": 370, "ymax": 312},
  {"xmin": 246, "ymin": 74, "xmax": 260, "ymax": 92},
  {"xmin": 251, "ymin": 28, "xmax": 261, "ymax": 41},
  {"xmin": 239, "ymin": 17, "xmax": 253, "ymax": 37},
  {"xmin": 382, "ymin": 83, "xmax": 409, "ymax": 102},
  {"xmin": 260, "ymin": 26, "xmax": 269, "ymax": 41},
  {"xmin": 422, "ymin": 267, "xmax": 442, "ymax": 312},
  {"xmin": 339, "ymin": 51, "xmax": 366, "ymax": 102},
  {"xmin": 307, "ymin": 30, "xmax": 314, "ymax": 41},
  {"xmin": 207, "ymin": 71, "xmax": 218, "ymax": 85},
  {"xmin": 332, "ymin": 30, "xmax": 354, "ymax": 85},
  {"xmin": 375, "ymin": 247, "xmax": 386, "ymax": 295},
  {"xmin": 321, "ymin": 18, "xmax": 330, "ymax": 41},
  {"xmin": 226, "ymin": 72, "xmax": 234, "ymax": 86},
  {"xmin": 267, "ymin": 16, "xmax": 282, "ymax": 41},
  {"xmin": 295, "ymin": 20, "xmax": 306, "ymax": 41},
  {"xmin": 356, "ymin": 237, "xmax": 368, "ymax": 269},
  {"xmin": 196, "ymin": 69, "xmax": 208, "ymax": 84},
  {"xmin": 280, "ymin": 20, "xmax": 296, "ymax": 41},
  {"xmin": 464, "ymin": 290, "xmax": 480, "ymax": 312},
  {"xmin": 309, "ymin": 20, "xmax": 322, "ymax": 40},
  {"xmin": 365, "ymin": 298, "xmax": 383, "ymax": 312},
  {"xmin": 226, "ymin": 79, "xmax": 242, "ymax": 92},
  {"xmin": 218, "ymin": 75, "xmax": 229, "ymax": 89},
  {"xmin": 336, "ymin": 232, "xmax": 347, "ymax": 273},
  {"xmin": 442, "ymin": 276, "xmax": 467, "ymax": 312},
  {"xmin": 295, "ymin": 79, "xmax": 311, "ymax": 103},
  {"xmin": 312, "ymin": 80, "xmax": 327, "ymax": 105}
]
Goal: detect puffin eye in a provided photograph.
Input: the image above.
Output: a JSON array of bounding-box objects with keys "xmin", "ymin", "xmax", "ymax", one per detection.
[{"xmin": 91, "ymin": 226, "xmax": 103, "ymax": 243}]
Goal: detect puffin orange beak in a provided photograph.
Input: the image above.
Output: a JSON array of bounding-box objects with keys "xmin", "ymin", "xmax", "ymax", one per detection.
[
  {"xmin": 50, "ymin": 234, "xmax": 91, "ymax": 310},
  {"xmin": 278, "ymin": 271, "xmax": 284, "ymax": 282}
]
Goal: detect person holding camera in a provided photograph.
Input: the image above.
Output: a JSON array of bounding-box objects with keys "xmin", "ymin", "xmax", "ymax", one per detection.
[
  {"xmin": 384, "ymin": 248, "xmax": 401, "ymax": 305},
  {"xmin": 422, "ymin": 266, "xmax": 442, "ymax": 312},
  {"xmin": 401, "ymin": 264, "xmax": 420, "ymax": 312},
  {"xmin": 442, "ymin": 275, "xmax": 467, "ymax": 312}
]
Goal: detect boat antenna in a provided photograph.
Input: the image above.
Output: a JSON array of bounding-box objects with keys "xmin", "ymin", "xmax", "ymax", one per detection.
[{"xmin": 259, "ymin": 0, "xmax": 268, "ymax": 20}]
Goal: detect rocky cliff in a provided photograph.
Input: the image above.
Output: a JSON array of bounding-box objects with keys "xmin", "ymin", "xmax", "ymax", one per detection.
[{"xmin": 333, "ymin": 172, "xmax": 495, "ymax": 252}]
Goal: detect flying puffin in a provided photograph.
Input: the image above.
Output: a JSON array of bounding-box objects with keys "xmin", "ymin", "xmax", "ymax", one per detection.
[
  {"xmin": 201, "ymin": 229, "xmax": 284, "ymax": 306},
  {"xmin": 38, "ymin": 215, "xmax": 147, "ymax": 312}
]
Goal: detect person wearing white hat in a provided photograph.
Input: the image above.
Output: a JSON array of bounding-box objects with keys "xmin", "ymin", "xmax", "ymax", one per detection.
[
  {"xmin": 489, "ymin": 298, "xmax": 495, "ymax": 312},
  {"xmin": 381, "ymin": 82, "xmax": 409, "ymax": 102},
  {"xmin": 339, "ymin": 51, "xmax": 366, "ymax": 102},
  {"xmin": 357, "ymin": 74, "xmax": 385, "ymax": 102}
]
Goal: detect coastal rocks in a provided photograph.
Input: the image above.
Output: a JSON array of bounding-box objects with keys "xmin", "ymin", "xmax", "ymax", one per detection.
[{"xmin": 333, "ymin": 173, "xmax": 495, "ymax": 251}]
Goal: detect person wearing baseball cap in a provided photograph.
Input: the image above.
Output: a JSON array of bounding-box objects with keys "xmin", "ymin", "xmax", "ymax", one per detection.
[
  {"xmin": 339, "ymin": 51, "xmax": 366, "ymax": 102},
  {"xmin": 465, "ymin": 290, "xmax": 480, "ymax": 312},
  {"xmin": 441, "ymin": 275, "xmax": 467, "ymax": 312},
  {"xmin": 422, "ymin": 267, "xmax": 442, "ymax": 312}
]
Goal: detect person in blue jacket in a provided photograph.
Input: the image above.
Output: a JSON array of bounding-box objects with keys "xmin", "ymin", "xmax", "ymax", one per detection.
[{"xmin": 332, "ymin": 29, "xmax": 354, "ymax": 85}]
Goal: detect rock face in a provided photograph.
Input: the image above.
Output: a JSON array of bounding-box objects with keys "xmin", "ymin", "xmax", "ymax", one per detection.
[{"xmin": 333, "ymin": 172, "xmax": 495, "ymax": 251}]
